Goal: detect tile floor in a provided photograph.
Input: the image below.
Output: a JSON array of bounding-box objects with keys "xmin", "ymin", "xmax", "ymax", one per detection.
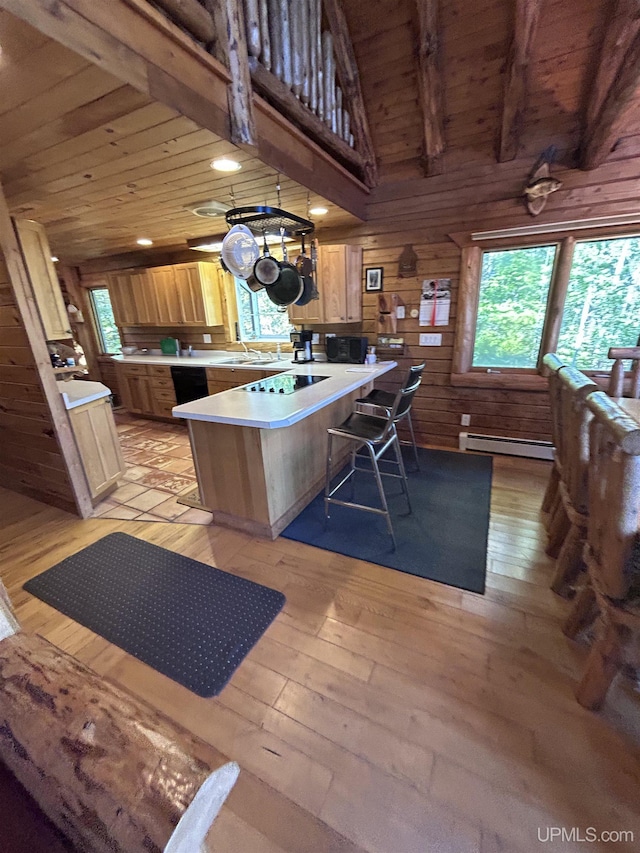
[{"xmin": 92, "ymin": 412, "xmax": 213, "ymax": 525}]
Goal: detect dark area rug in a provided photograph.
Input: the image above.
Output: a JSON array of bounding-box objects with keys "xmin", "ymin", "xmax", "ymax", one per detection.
[
  {"xmin": 282, "ymin": 448, "xmax": 492, "ymax": 594},
  {"xmin": 24, "ymin": 532, "xmax": 285, "ymax": 697}
]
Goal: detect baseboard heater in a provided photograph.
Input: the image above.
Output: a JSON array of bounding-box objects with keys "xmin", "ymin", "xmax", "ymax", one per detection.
[{"xmin": 458, "ymin": 431, "xmax": 554, "ymax": 461}]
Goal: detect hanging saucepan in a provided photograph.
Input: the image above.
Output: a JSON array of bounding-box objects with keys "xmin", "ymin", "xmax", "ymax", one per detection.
[
  {"xmin": 253, "ymin": 235, "xmax": 280, "ymax": 287},
  {"xmin": 265, "ymin": 229, "xmax": 304, "ymax": 307},
  {"xmin": 294, "ymin": 234, "xmax": 315, "ymax": 306}
]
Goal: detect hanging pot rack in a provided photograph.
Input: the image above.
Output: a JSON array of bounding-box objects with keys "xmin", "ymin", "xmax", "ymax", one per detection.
[{"xmin": 225, "ymin": 205, "xmax": 314, "ymax": 237}]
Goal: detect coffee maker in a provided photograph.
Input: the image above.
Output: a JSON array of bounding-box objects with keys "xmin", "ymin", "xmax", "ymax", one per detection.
[{"xmin": 291, "ymin": 330, "xmax": 314, "ymax": 363}]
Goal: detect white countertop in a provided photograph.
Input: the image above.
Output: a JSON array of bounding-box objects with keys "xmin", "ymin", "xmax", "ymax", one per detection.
[
  {"xmin": 112, "ymin": 352, "xmax": 293, "ymax": 369},
  {"xmin": 58, "ymin": 379, "xmax": 112, "ymax": 410},
  {"xmin": 172, "ymin": 361, "xmax": 398, "ymax": 428}
]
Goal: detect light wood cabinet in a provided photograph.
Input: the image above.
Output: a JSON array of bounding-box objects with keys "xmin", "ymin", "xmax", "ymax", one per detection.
[
  {"xmin": 289, "ymin": 244, "xmax": 362, "ymax": 325},
  {"xmin": 148, "ymin": 267, "xmax": 181, "ymax": 325},
  {"xmin": 108, "ymin": 271, "xmax": 138, "ymax": 326},
  {"xmin": 116, "ymin": 362, "xmax": 177, "ymax": 418},
  {"xmin": 205, "ymin": 367, "xmax": 280, "ymax": 396},
  {"xmin": 68, "ymin": 396, "xmax": 125, "ymax": 500},
  {"xmin": 108, "ymin": 262, "xmax": 222, "ymax": 328},
  {"xmin": 14, "ymin": 219, "xmax": 72, "ymax": 340}
]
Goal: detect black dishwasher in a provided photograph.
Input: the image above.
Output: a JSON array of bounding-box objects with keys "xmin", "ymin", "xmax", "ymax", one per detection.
[{"xmin": 171, "ymin": 366, "xmax": 209, "ymax": 405}]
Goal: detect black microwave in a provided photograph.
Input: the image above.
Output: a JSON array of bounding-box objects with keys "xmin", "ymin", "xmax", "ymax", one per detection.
[{"xmin": 326, "ymin": 336, "xmax": 368, "ymax": 363}]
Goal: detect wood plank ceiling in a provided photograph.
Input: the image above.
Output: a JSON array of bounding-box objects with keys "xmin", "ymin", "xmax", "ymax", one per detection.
[
  {"xmin": 343, "ymin": 0, "xmax": 625, "ymax": 183},
  {"xmin": 2, "ymin": 0, "xmax": 639, "ymax": 263},
  {"xmin": 0, "ymin": 11, "xmax": 359, "ymax": 263}
]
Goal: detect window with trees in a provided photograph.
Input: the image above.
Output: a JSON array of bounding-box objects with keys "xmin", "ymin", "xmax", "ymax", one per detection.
[
  {"xmin": 235, "ymin": 279, "xmax": 293, "ymax": 341},
  {"xmin": 89, "ymin": 287, "xmax": 122, "ymax": 354},
  {"xmin": 473, "ymin": 245, "xmax": 557, "ymax": 368},
  {"xmin": 555, "ymin": 237, "xmax": 640, "ymax": 370},
  {"xmin": 456, "ymin": 233, "xmax": 640, "ymax": 385}
]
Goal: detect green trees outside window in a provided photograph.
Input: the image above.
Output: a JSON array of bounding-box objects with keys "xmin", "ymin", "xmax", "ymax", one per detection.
[
  {"xmin": 234, "ymin": 279, "xmax": 293, "ymax": 341},
  {"xmin": 473, "ymin": 245, "xmax": 557, "ymax": 368},
  {"xmin": 556, "ymin": 237, "xmax": 640, "ymax": 370},
  {"xmin": 90, "ymin": 287, "xmax": 122, "ymax": 354},
  {"xmin": 472, "ymin": 236, "xmax": 640, "ymax": 371}
]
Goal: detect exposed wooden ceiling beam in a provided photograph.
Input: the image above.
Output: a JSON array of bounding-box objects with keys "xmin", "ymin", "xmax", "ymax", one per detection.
[
  {"xmin": 323, "ymin": 0, "xmax": 378, "ymax": 187},
  {"xmin": 415, "ymin": 0, "xmax": 445, "ymax": 175},
  {"xmin": 203, "ymin": 0, "xmax": 257, "ymax": 146},
  {"xmin": 0, "ymin": 0, "xmax": 369, "ymax": 220},
  {"xmin": 498, "ymin": 0, "xmax": 541, "ymax": 162},
  {"xmin": 580, "ymin": 0, "xmax": 640, "ymax": 170}
]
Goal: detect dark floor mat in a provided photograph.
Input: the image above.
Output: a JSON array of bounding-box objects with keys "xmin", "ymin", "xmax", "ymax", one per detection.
[
  {"xmin": 24, "ymin": 532, "xmax": 285, "ymax": 697},
  {"xmin": 282, "ymin": 447, "xmax": 492, "ymax": 594}
]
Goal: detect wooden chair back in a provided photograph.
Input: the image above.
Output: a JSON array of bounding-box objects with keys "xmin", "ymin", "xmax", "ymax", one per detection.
[
  {"xmin": 542, "ymin": 353, "xmax": 566, "ymax": 468},
  {"xmin": 608, "ymin": 346, "xmax": 640, "ymax": 398},
  {"xmin": 585, "ymin": 391, "xmax": 640, "ymax": 599},
  {"xmin": 557, "ymin": 367, "xmax": 598, "ymax": 514}
]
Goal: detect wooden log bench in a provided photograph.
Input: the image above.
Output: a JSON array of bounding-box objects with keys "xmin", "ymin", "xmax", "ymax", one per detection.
[{"xmin": 0, "ymin": 581, "xmax": 238, "ymax": 853}]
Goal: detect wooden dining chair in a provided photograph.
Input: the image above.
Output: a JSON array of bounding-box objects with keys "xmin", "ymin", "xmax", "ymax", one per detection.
[
  {"xmin": 608, "ymin": 346, "xmax": 640, "ymax": 398},
  {"xmin": 563, "ymin": 392, "xmax": 640, "ymax": 710},
  {"xmin": 548, "ymin": 366, "xmax": 599, "ymax": 594},
  {"xmin": 541, "ymin": 353, "xmax": 566, "ymax": 528}
]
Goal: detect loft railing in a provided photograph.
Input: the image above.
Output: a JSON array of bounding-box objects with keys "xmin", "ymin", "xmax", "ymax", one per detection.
[{"xmin": 150, "ymin": 0, "xmax": 375, "ymax": 185}]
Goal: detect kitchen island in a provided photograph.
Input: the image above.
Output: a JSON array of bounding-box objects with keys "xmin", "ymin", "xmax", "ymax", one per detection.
[{"xmin": 173, "ymin": 361, "xmax": 397, "ymax": 537}]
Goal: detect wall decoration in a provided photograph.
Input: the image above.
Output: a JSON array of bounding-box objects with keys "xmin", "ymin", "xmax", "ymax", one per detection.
[
  {"xmin": 523, "ymin": 146, "xmax": 562, "ymax": 216},
  {"xmin": 419, "ymin": 279, "xmax": 451, "ymax": 326},
  {"xmin": 365, "ymin": 267, "xmax": 384, "ymax": 291},
  {"xmin": 398, "ymin": 244, "xmax": 418, "ymax": 278}
]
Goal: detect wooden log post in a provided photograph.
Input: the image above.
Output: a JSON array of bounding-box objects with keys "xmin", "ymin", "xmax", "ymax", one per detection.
[
  {"xmin": 0, "ymin": 630, "xmax": 239, "ymax": 853},
  {"xmin": 608, "ymin": 346, "xmax": 640, "ymax": 398},
  {"xmin": 205, "ymin": 0, "xmax": 258, "ymax": 146}
]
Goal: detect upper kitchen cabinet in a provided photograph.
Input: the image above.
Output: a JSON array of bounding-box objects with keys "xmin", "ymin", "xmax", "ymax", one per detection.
[
  {"xmin": 108, "ymin": 262, "xmax": 222, "ymax": 327},
  {"xmin": 14, "ymin": 219, "xmax": 71, "ymax": 341},
  {"xmin": 289, "ymin": 245, "xmax": 362, "ymax": 325},
  {"xmin": 173, "ymin": 263, "xmax": 221, "ymax": 326}
]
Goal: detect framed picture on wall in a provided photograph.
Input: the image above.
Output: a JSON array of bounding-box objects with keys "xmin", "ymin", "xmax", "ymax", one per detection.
[{"xmin": 365, "ymin": 267, "xmax": 384, "ymax": 292}]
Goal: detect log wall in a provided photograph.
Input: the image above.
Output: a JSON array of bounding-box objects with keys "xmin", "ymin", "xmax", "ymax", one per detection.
[{"xmin": 0, "ymin": 252, "xmax": 77, "ymax": 512}]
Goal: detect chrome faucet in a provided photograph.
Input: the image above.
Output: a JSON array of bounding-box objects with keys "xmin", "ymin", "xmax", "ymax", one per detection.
[{"xmin": 240, "ymin": 341, "xmax": 250, "ymax": 360}]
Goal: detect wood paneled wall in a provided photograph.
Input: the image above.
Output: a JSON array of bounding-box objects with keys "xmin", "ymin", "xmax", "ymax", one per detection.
[
  {"xmin": 0, "ymin": 253, "xmax": 77, "ymax": 512},
  {"xmin": 322, "ymin": 147, "xmax": 640, "ymax": 449}
]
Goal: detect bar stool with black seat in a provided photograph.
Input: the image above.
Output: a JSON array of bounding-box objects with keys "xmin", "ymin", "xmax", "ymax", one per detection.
[
  {"xmin": 355, "ymin": 362, "xmax": 425, "ymax": 471},
  {"xmin": 324, "ymin": 375, "xmax": 422, "ymax": 548}
]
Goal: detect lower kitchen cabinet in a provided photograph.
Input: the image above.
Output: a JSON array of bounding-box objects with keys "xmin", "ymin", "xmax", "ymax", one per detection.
[
  {"xmin": 205, "ymin": 367, "xmax": 281, "ymax": 395},
  {"xmin": 68, "ymin": 397, "xmax": 125, "ymax": 501},
  {"xmin": 116, "ymin": 363, "xmax": 177, "ymax": 418}
]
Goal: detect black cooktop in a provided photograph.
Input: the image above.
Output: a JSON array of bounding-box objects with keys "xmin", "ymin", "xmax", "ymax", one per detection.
[{"xmin": 241, "ymin": 374, "xmax": 329, "ymax": 395}]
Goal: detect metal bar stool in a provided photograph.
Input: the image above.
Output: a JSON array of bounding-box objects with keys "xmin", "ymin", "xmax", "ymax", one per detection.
[
  {"xmin": 324, "ymin": 376, "xmax": 422, "ymax": 548},
  {"xmin": 356, "ymin": 362, "xmax": 425, "ymax": 471}
]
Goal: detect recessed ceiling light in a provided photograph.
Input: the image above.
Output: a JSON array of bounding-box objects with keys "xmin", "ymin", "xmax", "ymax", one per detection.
[
  {"xmin": 50, "ymin": 256, "xmax": 59, "ymax": 263},
  {"xmin": 136, "ymin": 238, "xmax": 153, "ymax": 246},
  {"xmin": 309, "ymin": 206, "xmax": 328, "ymax": 216},
  {"xmin": 210, "ymin": 158, "xmax": 242, "ymax": 172}
]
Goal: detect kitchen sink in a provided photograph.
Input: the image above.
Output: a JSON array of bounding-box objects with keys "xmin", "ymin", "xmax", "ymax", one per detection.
[{"xmin": 217, "ymin": 358, "xmax": 259, "ymax": 365}]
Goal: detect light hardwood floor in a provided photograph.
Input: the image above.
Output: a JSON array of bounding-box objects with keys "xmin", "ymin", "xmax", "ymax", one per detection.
[{"xmin": 2, "ymin": 455, "xmax": 640, "ymax": 853}]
